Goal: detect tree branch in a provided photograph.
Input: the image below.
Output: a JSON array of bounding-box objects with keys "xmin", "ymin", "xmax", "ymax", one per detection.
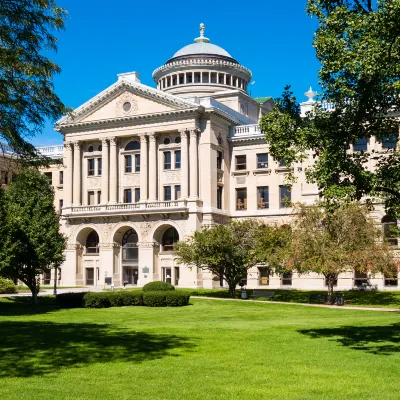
[
  {"xmin": 354, "ymin": 0, "xmax": 369, "ymax": 14},
  {"xmin": 374, "ymin": 186, "xmax": 400, "ymax": 200}
]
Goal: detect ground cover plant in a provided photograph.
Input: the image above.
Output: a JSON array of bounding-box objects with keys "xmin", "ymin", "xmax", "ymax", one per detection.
[{"xmin": 0, "ymin": 297, "xmax": 399, "ymax": 400}]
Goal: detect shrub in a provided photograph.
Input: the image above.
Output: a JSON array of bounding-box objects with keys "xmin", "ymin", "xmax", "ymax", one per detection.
[
  {"xmin": 143, "ymin": 291, "xmax": 190, "ymax": 307},
  {"xmin": 165, "ymin": 291, "xmax": 190, "ymax": 307},
  {"xmin": 56, "ymin": 292, "xmax": 88, "ymax": 308},
  {"xmin": 83, "ymin": 292, "xmax": 112, "ymax": 308},
  {"xmin": 143, "ymin": 291, "xmax": 167, "ymax": 307},
  {"xmin": 142, "ymin": 281, "xmax": 175, "ymax": 292},
  {"xmin": 0, "ymin": 277, "xmax": 16, "ymax": 294},
  {"xmin": 109, "ymin": 291, "xmax": 143, "ymax": 307}
]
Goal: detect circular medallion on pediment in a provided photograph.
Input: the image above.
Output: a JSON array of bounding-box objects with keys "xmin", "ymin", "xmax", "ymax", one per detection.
[{"xmin": 116, "ymin": 92, "xmax": 138, "ymax": 116}]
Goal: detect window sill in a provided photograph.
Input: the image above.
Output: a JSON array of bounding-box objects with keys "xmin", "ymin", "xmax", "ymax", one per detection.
[
  {"xmin": 253, "ymin": 169, "xmax": 271, "ymax": 175},
  {"xmin": 275, "ymin": 167, "xmax": 293, "ymax": 174},
  {"xmin": 231, "ymin": 170, "xmax": 249, "ymax": 176}
]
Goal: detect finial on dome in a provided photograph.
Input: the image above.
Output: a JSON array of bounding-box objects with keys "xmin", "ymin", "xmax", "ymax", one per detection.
[
  {"xmin": 304, "ymin": 86, "xmax": 317, "ymax": 103},
  {"xmin": 194, "ymin": 22, "xmax": 210, "ymax": 43}
]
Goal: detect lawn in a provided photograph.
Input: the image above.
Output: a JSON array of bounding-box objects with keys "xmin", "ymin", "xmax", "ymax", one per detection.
[{"xmin": 0, "ymin": 297, "xmax": 399, "ymax": 400}]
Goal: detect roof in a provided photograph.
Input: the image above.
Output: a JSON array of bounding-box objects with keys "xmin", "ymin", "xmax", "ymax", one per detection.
[
  {"xmin": 253, "ymin": 97, "xmax": 272, "ymax": 104},
  {"xmin": 173, "ymin": 42, "xmax": 232, "ymax": 58}
]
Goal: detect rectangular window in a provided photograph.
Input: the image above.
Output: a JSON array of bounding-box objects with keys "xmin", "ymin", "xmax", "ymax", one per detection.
[
  {"xmin": 88, "ymin": 191, "xmax": 95, "ymax": 205},
  {"xmin": 44, "ymin": 172, "xmax": 52, "ymax": 184},
  {"xmin": 135, "ymin": 154, "xmax": 141, "ymax": 172},
  {"xmin": 282, "ymin": 272, "xmax": 292, "ymax": 286},
  {"xmin": 354, "ymin": 137, "xmax": 368, "ymax": 152},
  {"xmin": 257, "ymin": 153, "xmax": 269, "ymax": 169},
  {"xmin": 258, "ymin": 267, "xmax": 270, "ymax": 285},
  {"xmin": 235, "ymin": 155, "xmax": 247, "ymax": 170},
  {"xmin": 175, "ymin": 185, "xmax": 181, "ymax": 200},
  {"xmin": 382, "ymin": 134, "xmax": 397, "ymax": 149},
  {"xmin": 125, "ymin": 155, "xmax": 132, "ymax": 173},
  {"xmin": 217, "ymin": 151, "xmax": 223, "ymax": 170},
  {"xmin": 279, "ymin": 158, "xmax": 288, "ymax": 167},
  {"xmin": 1, "ymin": 171, "xmax": 9, "ymax": 185},
  {"xmin": 384, "ymin": 275, "xmax": 398, "ymax": 287},
  {"xmin": 59, "ymin": 199, "xmax": 63, "ymax": 211},
  {"xmin": 135, "ymin": 188, "xmax": 140, "ymax": 202},
  {"xmin": 164, "ymin": 186, "xmax": 172, "ymax": 201},
  {"xmin": 97, "ymin": 191, "xmax": 101, "ymax": 204},
  {"xmin": 97, "ymin": 158, "xmax": 102, "ymax": 175},
  {"xmin": 257, "ymin": 186, "xmax": 269, "ymax": 209},
  {"xmin": 164, "ymin": 151, "xmax": 171, "ymax": 169},
  {"xmin": 279, "ymin": 185, "xmax": 291, "ymax": 208},
  {"xmin": 354, "ymin": 270, "xmax": 368, "ymax": 287},
  {"xmin": 217, "ymin": 186, "xmax": 223, "ymax": 209},
  {"xmin": 236, "ymin": 188, "xmax": 247, "ymax": 210},
  {"xmin": 88, "ymin": 159, "xmax": 95, "ymax": 176},
  {"xmin": 124, "ymin": 189, "xmax": 132, "ymax": 203},
  {"xmin": 59, "ymin": 171, "xmax": 64, "ymax": 185},
  {"xmin": 175, "ymin": 150, "xmax": 181, "ymax": 169}
]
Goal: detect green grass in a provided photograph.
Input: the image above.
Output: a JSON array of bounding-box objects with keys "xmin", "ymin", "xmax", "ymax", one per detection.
[{"xmin": 0, "ymin": 297, "xmax": 399, "ymax": 399}]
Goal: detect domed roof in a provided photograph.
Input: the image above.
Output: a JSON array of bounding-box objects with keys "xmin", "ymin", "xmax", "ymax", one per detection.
[{"xmin": 170, "ymin": 23, "xmax": 235, "ymax": 61}]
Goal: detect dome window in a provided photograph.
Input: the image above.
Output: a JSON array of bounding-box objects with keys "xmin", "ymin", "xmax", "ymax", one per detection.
[
  {"xmin": 164, "ymin": 137, "xmax": 171, "ymax": 145},
  {"xmin": 175, "ymin": 136, "xmax": 181, "ymax": 144},
  {"xmin": 179, "ymin": 74, "xmax": 184, "ymax": 84},
  {"xmin": 194, "ymin": 73, "xmax": 201, "ymax": 83},
  {"xmin": 211, "ymin": 73, "xmax": 217, "ymax": 84},
  {"xmin": 125, "ymin": 140, "xmax": 140, "ymax": 151},
  {"xmin": 202, "ymin": 72, "xmax": 209, "ymax": 83}
]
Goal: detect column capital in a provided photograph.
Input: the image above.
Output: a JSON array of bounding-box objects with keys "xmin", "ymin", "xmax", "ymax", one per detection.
[
  {"xmin": 140, "ymin": 134, "xmax": 148, "ymax": 143},
  {"xmin": 179, "ymin": 129, "xmax": 188, "ymax": 138},
  {"xmin": 73, "ymin": 141, "xmax": 81, "ymax": 150},
  {"xmin": 101, "ymin": 138, "xmax": 109, "ymax": 146},
  {"xmin": 189, "ymin": 128, "xmax": 200, "ymax": 137},
  {"xmin": 64, "ymin": 142, "xmax": 73, "ymax": 151},
  {"xmin": 148, "ymin": 132, "xmax": 157, "ymax": 141},
  {"xmin": 109, "ymin": 137, "xmax": 117, "ymax": 146}
]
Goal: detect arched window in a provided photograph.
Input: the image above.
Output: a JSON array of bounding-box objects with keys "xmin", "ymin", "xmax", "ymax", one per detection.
[
  {"xmin": 382, "ymin": 215, "xmax": 398, "ymax": 246},
  {"xmin": 122, "ymin": 229, "xmax": 139, "ymax": 261},
  {"xmin": 162, "ymin": 227, "xmax": 179, "ymax": 251},
  {"xmin": 88, "ymin": 145, "xmax": 94, "ymax": 152},
  {"xmin": 86, "ymin": 230, "xmax": 99, "ymax": 254},
  {"xmin": 125, "ymin": 140, "xmax": 140, "ymax": 151}
]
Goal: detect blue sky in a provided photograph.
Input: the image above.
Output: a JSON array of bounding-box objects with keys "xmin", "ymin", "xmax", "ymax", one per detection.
[{"xmin": 36, "ymin": 0, "xmax": 320, "ymax": 146}]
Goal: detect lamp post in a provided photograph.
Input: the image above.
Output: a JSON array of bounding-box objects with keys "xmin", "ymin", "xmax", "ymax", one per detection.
[{"xmin": 53, "ymin": 265, "xmax": 58, "ymax": 296}]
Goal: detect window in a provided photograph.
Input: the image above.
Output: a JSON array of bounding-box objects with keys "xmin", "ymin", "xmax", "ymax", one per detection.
[
  {"xmin": 217, "ymin": 151, "xmax": 223, "ymax": 169},
  {"xmin": 164, "ymin": 137, "xmax": 171, "ymax": 145},
  {"xmin": 175, "ymin": 136, "xmax": 181, "ymax": 144},
  {"xmin": 282, "ymin": 272, "xmax": 292, "ymax": 286},
  {"xmin": 257, "ymin": 153, "xmax": 268, "ymax": 169},
  {"xmin": 164, "ymin": 186, "xmax": 172, "ymax": 201},
  {"xmin": 382, "ymin": 215, "xmax": 398, "ymax": 246},
  {"xmin": 164, "ymin": 152, "xmax": 171, "ymax": 169},
  {"xmin": 236, "ymin": 188, "xmax": 247, "ymax": 210},
  {"xmin": 1, "ymin": 171, "xmax": 8, "ymax": 185},
  {"xmin": 97, "ymin": 191, "xmax": 101, "ymax": 204},
  {"xmin": 88, "ymin": 145, "xmax": 94, "ymax": 152},
  {"xmin": 354, "ymin": 270, "xmax": 368, "ymax": 287},
  {"xmin": 86, "ymin": 230, "xmax": 99, "ymax": 254},
  {"xmin": 279, "ymin": 185, "xmax": 291, "ymax": 208},
  {"xmin": 124, "ymin": 189, "xmax": 132, "ymax": 203},
  {"xmin": 382, "ymin": 134, "xmax": 397, "ymax": 149},
  {"xmin": 125, "ymin": 155, "xmax": 132, "ymax": 173},
  {"xmin": 88, "ymin": 191, "xmax": 95, "ymax": 205},
  {"xmin": 88, "ymin": 159, "xmax": 95, "ymax": 176},
  {"xmin": 44, "ymin": 172, "xmax": 52, "ymax": 184},
  {"xmin": 162, "ymin": 227, "xmax": 179, "ymax": 251},
  {"xmin": 135, "ymin": 154, "xmax": 141, "ymax": 172},
  {"xmin": 134, "ymin": 188, "xmax": 140, "ymax": 202},
  {"xmin": 175, "ymin": 185, "xmax": 181, "ymax": 200},
  {"xmin": 175, "ymin": 150, "xmax": 181, "ymax": 169},
  {"xmin": 59, "ymin": 199, "xmax": 63, "ymax": 211},
  {"xmin": 217, "ymin": 186, "xmax": 223, "ymax": 209},
  {"xmin": 43, "ymin": 269, "xmax": 51, "ymax": 285},
  {"xmin": 354, "ymin": 137, "xmax": 368, "ymax": 152},
  {"xmin": 279, "ymin": 158, "xmax": 288, "ymax": 167},
  {"xmin": 235, "ymin": 155, "xmax": 246, "ymax": 170},
  {"xmin": 125, "ymin": 140, "xmax": 140, "ymax": 151},
  {"xmin": 258, "ymin": 267, "xmax": 270, "ymax": 285},
  {"xmin": 59, "ymin": 171, "xmax": 64, "ymax": 185},
  {"xmin": 384, "ymin": 275, "xmax": 398, "ymax": 287},
  {"xmin": 98, "ymin": 144, "xmax": 102, "ymax": 152},
  {"xmin": 257, "ymin": 186, "xmax": 269, "ymax": 209},
  {"xmin": 97, "ymin": 158, "xmax": 102, "ymax": 175}
]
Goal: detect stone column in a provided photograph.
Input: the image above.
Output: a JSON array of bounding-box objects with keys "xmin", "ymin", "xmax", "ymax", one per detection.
[
  {"xmin": 189, "ymin": 129, "xmax": 199, "ymax": 199},
  {"xmin": 140, "ymin": 134, "xmax": 148, "ymax": 201},
  {"xmin": 101, "ymin": 138, "xmax": 109, "ymax": 204},
  {"xmin": 73, "ymin": 141, "xmax": 81, "ymax": 206},
  {"xmin": 180, "ymin": 129, "xmax": 189, "ymax": 199},
  {"xmin": 148, "ymin": 132, "xmax": 157, "ymax": 201},
  {"xmin": 64, "ymin": 142, "xmax": 73, "ymax": 208},
  {"xmin": 109, "ymin": 137, "xmax": 118, "ymax": 204}
]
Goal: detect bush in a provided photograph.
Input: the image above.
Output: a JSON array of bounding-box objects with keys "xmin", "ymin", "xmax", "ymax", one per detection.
[
  {"xmin": 56, "ymin": 292, "xmax": 88, "ymax": 308},
  {"xmin": 0, "ymin": 277, "xmax": 16, "ymax": 294},
  {"xmin": 143, "ymin": 291, "xmax": 190, "ymax": 307},
  {"xmin": 142, "ymin": 281, "xmax": 175, "ymax": 292},
  {"xmin": 83, "ymin": 292, "xmax": 112, "ymax": 308},
  {"xmin": 165, "ymin": 291, "xmax": 190, "ymax": 307},
  {"xmin": 108, "ymin": 291, "xmax": 143, "ymax": 307}
]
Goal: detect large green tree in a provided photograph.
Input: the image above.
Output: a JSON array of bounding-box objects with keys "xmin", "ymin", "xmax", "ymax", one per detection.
[
  {"xmin": 0, "ymin": 168, "xmax": 66, "ymax": 304},
  {"xmin": 0, "ymin": 0, "xmax": 67, "ymax": 162},
  {"xmin": 260, "ymin": 1, "xmax": 400, "ymax": 215},
  {"xmin": 175, "ymin": 220, "xmax": 289, "ymax": 298}
]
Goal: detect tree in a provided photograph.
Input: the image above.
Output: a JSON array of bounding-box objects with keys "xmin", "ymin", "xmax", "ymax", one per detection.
[
  {"xmin": 0, "ymin": 0, "xmax": 68, "ymax": 162},
  {"xmin": 260, "ymin": 1, "xmax": 400, "ymax": 216},
  {"xmin": 175, "ymin": 220, "xmax": 289, "ymax": 298},
  {"xmin": 0, "ymin": 168, "xmax": 66, "ymax": 304},
  {"xmin": 284, "ymin": 202, "xmax": 398, "ymax": 299}
]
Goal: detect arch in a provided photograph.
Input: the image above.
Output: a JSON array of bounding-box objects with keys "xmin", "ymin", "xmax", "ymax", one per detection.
[
  {"xmin": 161, "ymin": 227, "xmax": 179, "ymax": 251},
  {"xmin": 151, "ymin": 221, "xmax": 183, "ymax": 251},
  {"xmin": 125, "ymin": 140, "xmax": 140, "ymax": 151},
  {"xmin": 75, "ymin": 225, "xmax": 102, "ymax": 246},
  {"xmin": 111, "ymin": 222, "xmax": 143, "ymax": 244},
  {"xmin": 86, "ymin": 230, "xmax": 99, "ymax": 254}
]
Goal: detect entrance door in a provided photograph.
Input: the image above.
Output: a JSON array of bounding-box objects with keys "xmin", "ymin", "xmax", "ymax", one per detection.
[
  {"xmin": 162, "ymin": 267, "xmax": 172, "ymax": 284},
  {"xmin": 123, "ymin": 267, "xmax": 139, "ymax": 285},
  {"xmin": 86, "ymin": 268, "xmax": 94, "ymax": 285}
]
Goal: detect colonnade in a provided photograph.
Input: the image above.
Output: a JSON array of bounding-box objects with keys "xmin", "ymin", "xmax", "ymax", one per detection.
[{"xmin": 63, "ymin": 128, "xmax": 199, "ymax": 208}]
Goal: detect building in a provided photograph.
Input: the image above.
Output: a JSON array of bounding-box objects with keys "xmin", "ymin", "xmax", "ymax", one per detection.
[{"xmin": 36, "ymin": 24, "xmax": 398, "ymax": 290}]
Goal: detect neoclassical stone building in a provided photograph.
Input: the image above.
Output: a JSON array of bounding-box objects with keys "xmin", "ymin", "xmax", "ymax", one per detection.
[{"xmin": 37, "ymin": 24, "xmax": 398, "ymax": 290}]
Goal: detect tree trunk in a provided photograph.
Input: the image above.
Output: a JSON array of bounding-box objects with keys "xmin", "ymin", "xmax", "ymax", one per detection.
[
  {"xmin": 325, "ymin": 274, "xmax": 337, "ymax": 304},
  {"xmin": 227, "ymin": 281, "xmax": 237, "ymax": 298},
  {"xmin": 27, "ymin": 278, "xmax": 39, "ymax": 307}
]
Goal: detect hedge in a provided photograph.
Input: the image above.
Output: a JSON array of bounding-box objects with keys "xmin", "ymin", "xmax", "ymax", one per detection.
[
  {"xmin": 56, "ymin": 292, "xmax": 88, "ymax": 308},
  {"xmin": 143, "ymin": 291, "xmax": 190, "ymax": 307},
  {"xmin": 142, "ymin": 281, "xmax": 175, "ymax": 292}
]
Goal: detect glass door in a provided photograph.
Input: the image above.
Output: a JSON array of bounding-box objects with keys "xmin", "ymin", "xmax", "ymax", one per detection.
[{"xmin": 86, "ymin": 268, "xmax": 94, "ymax": 285}]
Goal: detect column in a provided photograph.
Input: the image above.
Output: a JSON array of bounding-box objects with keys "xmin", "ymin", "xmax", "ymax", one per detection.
[
  {"xmin": 180, "ymin": 129, "xmax": 189, "ymax": 199},
  {"xmin": 189, "ymin": 129, "xmax": 198, "ymax": 199},
  {"xmin": 101, "ymin": 138, "xmax": 109, "ymax": 204},
  {"xmin": 140, "ymin": 134, "xmax": 148, "ymax": 201},
  {"xmin": 73, "ymin": 141, "xmax": 81, "ymax": 206},
  {"xmin": 148, "ymin": 132, "xmax": 157, "ymax": 201},
  {"xmin": 109, "ymin": 137, "xmax": 118, "ymax": 204},
  {"xmin": 64, "ymin": 142, "xmax": 73, "ymax": 208}
]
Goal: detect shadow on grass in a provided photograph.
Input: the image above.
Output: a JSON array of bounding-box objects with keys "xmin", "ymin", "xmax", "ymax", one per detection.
[
  {"xmin": 0, "ymin": 296, "xmax": 60, "ymax": 316},
  {"xmin": 0, "ymin": 321, "xmax": 195, "ymax": 378},
  {"xmin": 299, "ymin": 323, "xmax": 400, "ymax": 355}
]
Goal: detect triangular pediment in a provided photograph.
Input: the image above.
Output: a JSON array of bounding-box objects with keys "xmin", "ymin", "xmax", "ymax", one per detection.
[{"xmin": 57, "ymin": 78, "xmax": 199, "ymax": 126}]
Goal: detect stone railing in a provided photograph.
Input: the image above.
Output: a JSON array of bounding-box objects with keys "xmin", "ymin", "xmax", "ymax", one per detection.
[
  {"xmin": 36, "ymin": 145, "xmax": 64, "ymax": 157},
  {"xmin": 230, "ymin": 124, "xmax": 264, "ymax": 139}
]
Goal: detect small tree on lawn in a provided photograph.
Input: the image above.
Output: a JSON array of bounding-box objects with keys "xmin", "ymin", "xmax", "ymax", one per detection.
[
  {"xmin": 175, "ymin": 220, "xmax": 289, "ymax": 298},
  {"xmin": 285, "ymin": 202, "xmax": 398, "ymax": 300},
  {"xmin": 0, "ymin": 168, "xmax": 66, "ymax": 304}
]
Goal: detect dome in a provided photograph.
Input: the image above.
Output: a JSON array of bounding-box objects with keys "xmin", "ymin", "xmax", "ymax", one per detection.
[{"xmin": 173, "ymin": 42, "xmax": 232, "ymax": 59}]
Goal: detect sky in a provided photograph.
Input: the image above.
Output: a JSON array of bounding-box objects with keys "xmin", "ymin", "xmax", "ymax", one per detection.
[{"xmin": 35, "ymin": 0, "xmax": 321, "ymax": 146}]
